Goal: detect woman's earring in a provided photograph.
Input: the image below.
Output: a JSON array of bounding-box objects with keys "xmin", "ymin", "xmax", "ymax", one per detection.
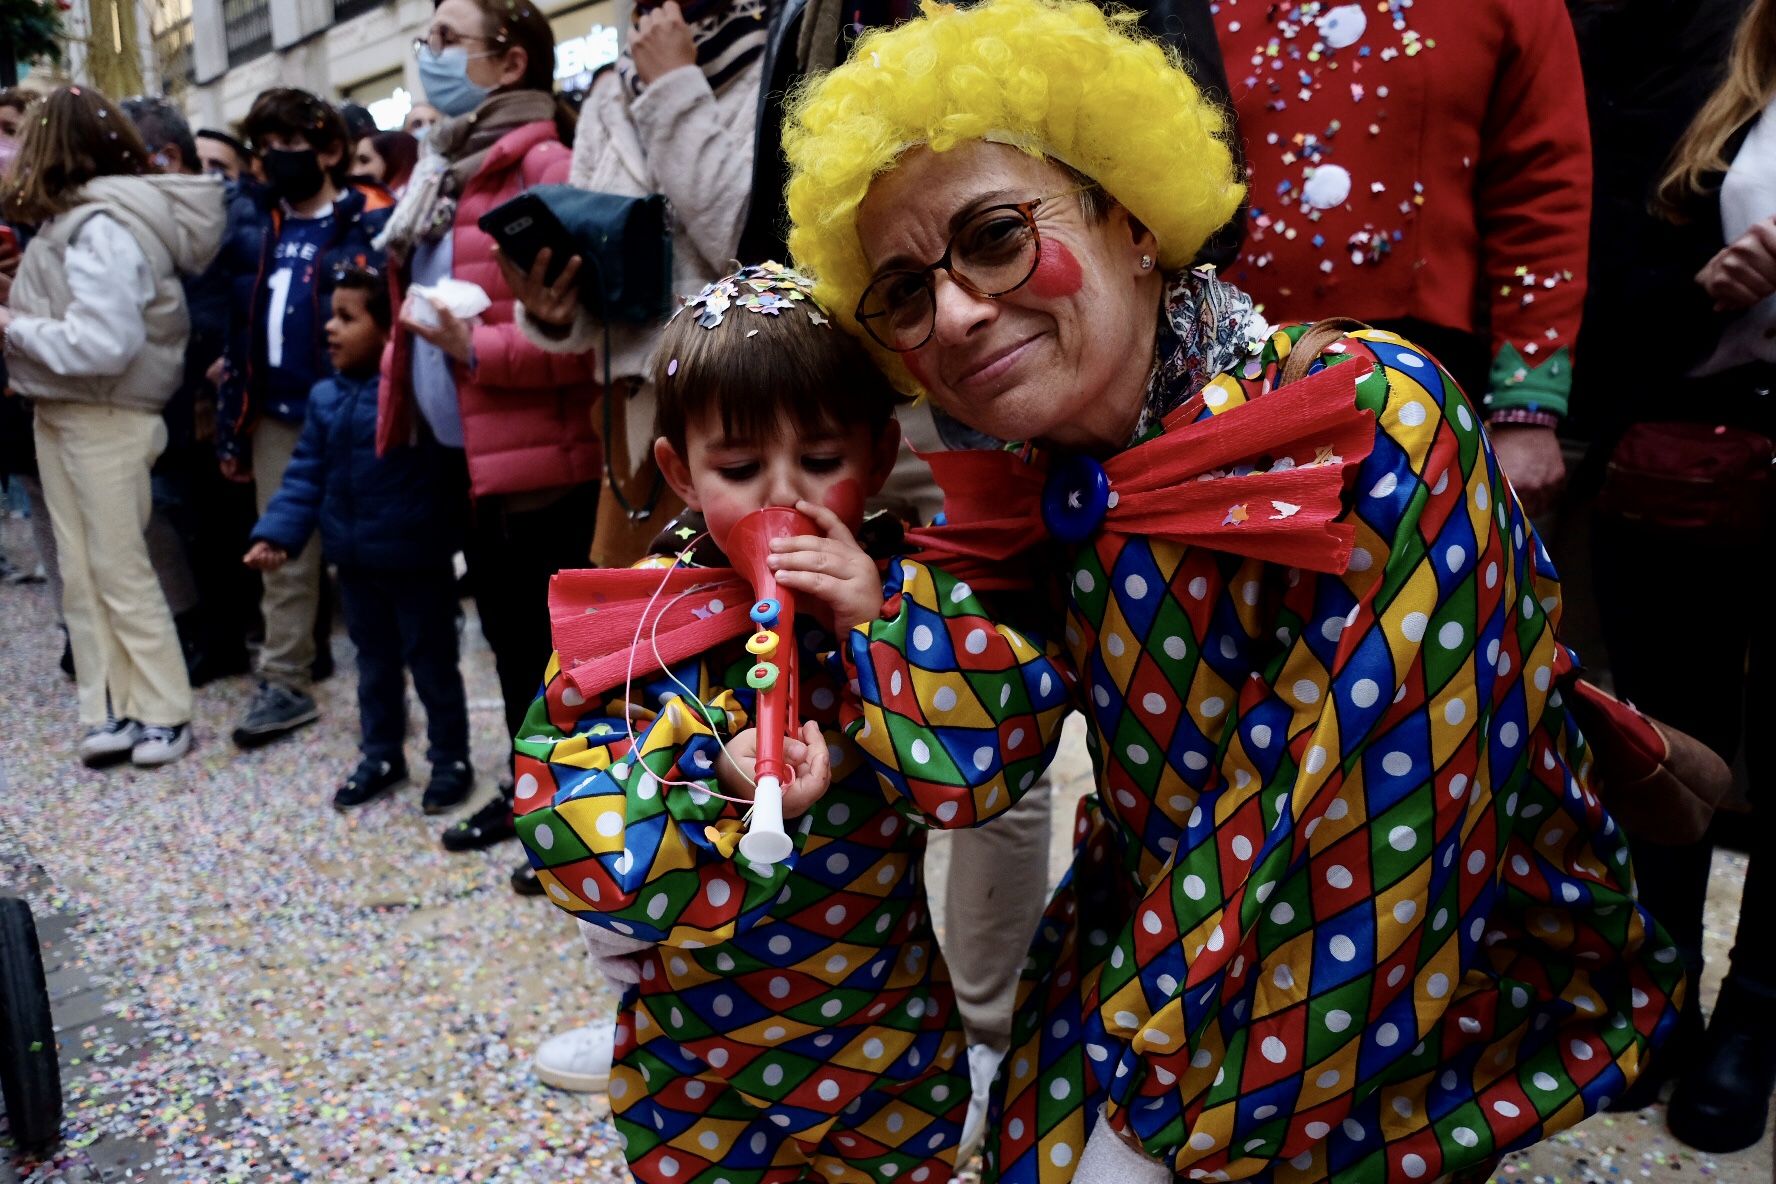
[{"xmin": 1140, "ymin": 254, "xmax": 1154, "ymax": 271}]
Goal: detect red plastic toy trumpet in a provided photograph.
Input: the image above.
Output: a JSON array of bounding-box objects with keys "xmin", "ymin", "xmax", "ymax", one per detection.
[{"xmin": 721, "ymin": 506, "xmax": 816, "ymax": 864}]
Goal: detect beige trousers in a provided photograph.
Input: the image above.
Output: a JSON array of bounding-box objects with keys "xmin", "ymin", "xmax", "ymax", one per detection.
[
  {"xmin": 33, "ymin": 401, "xmax": 192, "ymax": 727},
  {"xmin": 929, "ymin": 772, "xmax": 1056, "ymax": 1049},
  {"xmin": 252, "ymin": 418, "xmax": 323, "ymax": 689}
]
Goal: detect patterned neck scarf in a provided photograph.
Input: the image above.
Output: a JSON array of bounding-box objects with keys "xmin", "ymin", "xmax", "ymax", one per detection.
[
  {"xmin": 615, "ymin": 0, "xmax": 768, "ymax": 98},
  {"xmin": 1130, "ymin": 267, "xmax": 1271, "ymax": 443}
]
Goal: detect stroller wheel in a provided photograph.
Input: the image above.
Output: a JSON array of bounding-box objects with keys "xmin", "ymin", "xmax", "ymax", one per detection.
[{"xmin": 0, "ymin": 896, "xmax": 63, "ymax": 1154}]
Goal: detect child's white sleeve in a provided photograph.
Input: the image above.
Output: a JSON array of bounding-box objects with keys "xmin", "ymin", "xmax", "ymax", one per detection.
[{"xmin": 8, "ymin": 214, "xmax": 153, "ymax": 378}]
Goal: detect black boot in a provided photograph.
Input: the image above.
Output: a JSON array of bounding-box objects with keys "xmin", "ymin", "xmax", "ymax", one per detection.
[{"xmin": 1666, "ymin": 977, "xmax": 1776, "ymax": 1153}]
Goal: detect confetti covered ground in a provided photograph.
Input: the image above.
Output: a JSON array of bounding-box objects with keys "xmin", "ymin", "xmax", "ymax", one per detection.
[{"xmin": 1, "ymin": 510, "xmax": 1771, "ymax": 1182}]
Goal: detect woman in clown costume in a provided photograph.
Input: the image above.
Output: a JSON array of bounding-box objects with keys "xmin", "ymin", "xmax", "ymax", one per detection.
[{"xmin": 779, "ymin": 1, "xmax": 1684, "ymax": 1181}]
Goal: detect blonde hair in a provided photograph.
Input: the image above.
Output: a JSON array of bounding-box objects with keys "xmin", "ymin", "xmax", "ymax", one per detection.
[
  {"xmin": 783, "ymin": 0, "xmax": 1243, "ymax": 355},
  {"xmin": 1659, "ymin": 0, "xmax": 1776, "ymax": 218}
]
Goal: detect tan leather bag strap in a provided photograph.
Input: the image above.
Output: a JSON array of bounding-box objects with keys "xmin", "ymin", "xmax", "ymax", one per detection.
[{"xmin": 1278, "ymin": 317, "xmax": 1371, "ymax": 387}]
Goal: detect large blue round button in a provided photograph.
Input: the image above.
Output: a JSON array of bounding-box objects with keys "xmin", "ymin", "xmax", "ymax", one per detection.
[{"xmin": 1042, "ymin": 454, "xmax": 1111, "ymax": 544}]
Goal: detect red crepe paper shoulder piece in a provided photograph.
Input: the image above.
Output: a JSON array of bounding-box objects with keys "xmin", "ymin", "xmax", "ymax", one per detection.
[{"xmin": 549, "ymin": 566, "xmax": 756, "ymax": 700}]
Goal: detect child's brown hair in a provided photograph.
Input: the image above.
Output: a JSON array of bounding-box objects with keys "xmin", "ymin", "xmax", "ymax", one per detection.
[
  {"xmin": 653, "ymin": 264, "xmax": 905, "ymax": 453},
  {"xmin": 1, "ymin": 85, "xmax": 149, "ymax": 224}
]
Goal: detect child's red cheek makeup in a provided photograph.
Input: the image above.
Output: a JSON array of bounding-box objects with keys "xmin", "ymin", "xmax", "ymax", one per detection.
[
  {"xmin": 822, "ymin": 478, "xmax": 865, "ymax": 528},
  {"xmin": 1026, "ymin": 239, "xmax": 1083, "ymax": 299}
]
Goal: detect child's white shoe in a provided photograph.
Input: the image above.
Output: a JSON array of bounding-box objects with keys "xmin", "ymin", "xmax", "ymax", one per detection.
[{"xmin": 534, "ymin": 1023, "xmax": 615, "ymax": 1094}]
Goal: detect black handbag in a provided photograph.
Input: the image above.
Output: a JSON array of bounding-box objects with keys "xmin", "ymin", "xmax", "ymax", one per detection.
[
  {"xmin": 481, "ymin": 185, "xmax": 675, "ymax": 518},
  {"xmin": 531, "ymin": 185, "xmax": 673, "ymax": 322}
]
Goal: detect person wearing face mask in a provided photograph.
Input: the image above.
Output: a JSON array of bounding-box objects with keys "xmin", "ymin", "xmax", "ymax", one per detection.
[
  {"xmin": 376, "ymin": 0, "xmax": 601, "ymax": 880},
  {"xmin": 218, "ymin": 89, "xmax": 395, "ymax": 750},
  {"xmin": 403, "ymin": 102, "xmax": 442, "ymax": 140},
  {"xmin": 195, "ymin": 128, "xmax": 250, "ymax": 182}
]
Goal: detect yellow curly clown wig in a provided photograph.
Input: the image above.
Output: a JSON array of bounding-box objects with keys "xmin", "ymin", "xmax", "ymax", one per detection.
[{"xmin": 784, "ymin": 0, "xmax": 1245, "ymax": 347}]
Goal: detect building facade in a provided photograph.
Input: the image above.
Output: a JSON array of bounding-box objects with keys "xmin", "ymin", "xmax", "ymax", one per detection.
[{"xmin": 166, "ymin": 0, "xmax": 617, "ymax": 131}]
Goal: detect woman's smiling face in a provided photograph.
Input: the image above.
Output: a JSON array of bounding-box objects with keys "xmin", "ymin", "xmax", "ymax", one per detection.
[{"xmin": 856, "ymin": 141, "xmax": 1163, "ymax": 450}]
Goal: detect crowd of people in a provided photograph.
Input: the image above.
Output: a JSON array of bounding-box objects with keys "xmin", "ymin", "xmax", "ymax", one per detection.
[{"xmin": 0, "ymin": 0, "xmax": 1773, "ymax": 1178}]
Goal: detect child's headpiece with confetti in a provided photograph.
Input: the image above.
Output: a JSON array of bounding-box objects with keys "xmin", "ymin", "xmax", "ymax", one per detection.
[{"xmin": 679, "ymin": 261, "xmax": 832, "ymax": 330}]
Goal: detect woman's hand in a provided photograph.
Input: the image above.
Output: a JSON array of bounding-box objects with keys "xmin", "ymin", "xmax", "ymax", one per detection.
[
  {"xmin": 243, "ymin": 541, "xmax": 289, "ymax": 571},
  {"xmin": 767, "ymin": 500, "xmax": 885, "ymax": 636},
  {"xmin": 1697, "ymin": 215, "xmax": 1776, "ymax": 311},
  {"xmin": 1490, "ymin": 423, "xmax": 1566, "ymax": 518},
  {"xmin": 716, "ymin": 721, "xmax": 834, "ymax": 818},
  {"xmin": 400, "ymin": 293, "xmax": 474, "ymax": 364},
  {"xmin": 494, "ymin": 245, "xmax": 583, "ymax": 332},
  {"xmin": 631, "ymin": 0, "xmax": 698, "ymax": 86}
]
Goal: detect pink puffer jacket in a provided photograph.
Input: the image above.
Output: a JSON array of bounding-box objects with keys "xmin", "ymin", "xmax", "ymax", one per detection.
[{"xmin": 379, "ymin": 120, "xmax": 603, "ymax": 499}]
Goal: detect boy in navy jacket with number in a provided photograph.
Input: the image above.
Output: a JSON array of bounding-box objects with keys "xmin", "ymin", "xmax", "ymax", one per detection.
[{"xmin": 247, "ymin": 268, "xmax": 471, "ymax": 814}]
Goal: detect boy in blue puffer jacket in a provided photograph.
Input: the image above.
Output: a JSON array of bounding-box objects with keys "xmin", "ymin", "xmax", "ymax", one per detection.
[{"xmin": 245, "ymin": 268, "xmax": 471, "ymax": 813}]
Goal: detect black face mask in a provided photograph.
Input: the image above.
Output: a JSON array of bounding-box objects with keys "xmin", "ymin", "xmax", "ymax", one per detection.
[{"xmin": 262, "ymin": 147, "xmax": 327, "ymax": 204}]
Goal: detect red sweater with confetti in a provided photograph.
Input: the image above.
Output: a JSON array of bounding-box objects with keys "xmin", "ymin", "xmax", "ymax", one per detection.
[{"xmin": 1212, "ymin": 0, "xmax": 1592, "ymax": 416}]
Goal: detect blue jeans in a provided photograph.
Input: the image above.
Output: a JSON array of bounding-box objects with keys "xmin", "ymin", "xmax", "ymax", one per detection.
[{"xmin": 337, "ymin": 564, "xmax": 468, "ymax": 767}]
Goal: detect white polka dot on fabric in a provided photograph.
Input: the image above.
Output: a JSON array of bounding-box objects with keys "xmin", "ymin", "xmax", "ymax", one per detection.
[
  {"xmin": 1163, "ymin": 635, "xmax": 1189, "ymax": 661},
  {"xmin": 1494, "ymin": 1100, "xmax": 1521, "ymax": 1118},
  {"xmin": 1401, "ymin": 1153, "xmax": 1427, "ymax": 1179},
  {"xmin": 1142, "ymin": 692, "xmax": 1167, "ymax": 716},
  {"xmin": 1426, "ymin": 973, "xmax": 1449, "ymax": 999},
  {"xmin": 1304, "ymin": 1121, "xmax": 1331, "ymax": 1140},
  {"xmin": 1350, "ymin": 679, "xmax": 1379, "ymax": 708},
  {"xmin": 1201, "ymin": 697, "xmax": 1226, "ymax": 718},
  {"xmin": 1445, "ymin": 545, "xmax": 1467, "ymax": 573},
  {"xmin": 1325, "ymin": 1009, "xmax": 1351, "ymax": 1032},
  {"xmin": 1232, "ymin": 835, "xmax": 1254, "ymax": 861},
  {"xmin": 1305, "ymin": 746, "xmax": 1329, "ymax": 774},
  {"xmin": 1330, "ymin": 935, "xmax": 1357, "ymax": 961},
  {"xmin": 1376, "ymin": 1022, "xmax": 1400, "ymax": 1047},
  {"xmin": 1439, "ymin": 621, "xmax": 1465, "ymax": 649},
  {"xmin": 1125, "ymin": 574, "xmax": 1149, "ymax": 600},
  {"xmin": 1049, "ymin": 1143, "xmax": 1074, "ymax": 1168},
  {"xmin": 1445, "ymin": 698, "xmax": 1467, "ymax": 726},
  {"xmin": 1107, "ymin": 633, "xmax": 1126, "ymax": 658},
  {"xmin": 1184, "ymin": 874, "xmax": 1207, "ymax": 900},
  {"xmin": 1533, "ymin": 1072, "xmax": 1558, "ymax": 1091},
  {"xmin": 1500, "ymin": 722, "xmax": 1520, "ymax": 748},
  {"xmin": 1326, "ymin": 864, "xmax": 1353, "ymax": 890},
  {"xmin": 707, "ymin": 878, "xmax": 732, "ymax": 908},
  {"xmin": 1382, "ymin": 751, "xmax": 1414, "ymax": 778},
  {"xmin": 1370, "ymin": 473, "xmax": 1398, "ymax": 499},
  {"xmin": 1398, "ymin": 401, "xmax": 1427, "ymax": 427},
  {"xmin": 1476, "ymin": 483, "xmax": 1491, "ymax": 511},
  {"xmin": 1453, "ymin": 1127, "xmax": 1479, "ymax": 1148},
  {"xmin": 1348, "ymin": 547, "xmax": 1374, "ymax": 572},
  {"xmin": 933, "ymin": 686, "xmax": 958, "ymax": 713},
  {"xmin": 534, "ymin": 824, "xmax": 555, "ymax": 851},
  {"xmin": 965, "ymin": 628, "xmax": 989, "ymax": 654},
  {"xmin": 1261, "ymin": 1036, "xmax": 1288, "ymax": 1064},
  {"xmin": 1271, "ymin": 902, "xmax": 1295, "ymax": 925},
  {"xmin": 1394, "ymin": 900, "xmax": 1417, "ymax": 923},
  {"xmin": 1401, "ymin": 612, "xmax": 1428, "ymax": 642},
  {"xmin": 1076, "ymin": 570, "xmax": 1095, "ymax": 594},
  {"xmin": 1389, "ymin": 825, "xmax": 1417, "ymax": 852},
  {"xmin": 912, "ymin": 625, "xmax": 934, "ymax": 652}
]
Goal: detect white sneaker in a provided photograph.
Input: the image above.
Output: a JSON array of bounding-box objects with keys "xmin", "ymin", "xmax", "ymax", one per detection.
[
  {"xmin": 78, "ymin": 718, "xmax": 142, "ymax": 767},
  {"xmin": 131, "ymin": 723, "xmax": 192, "ymax": 767},
  {"xmin": 957, "ymin": 1042, "xmax": 1006, "ymax": 1163},
  {"xmin": 534, "ymin": 1023, "xmax": 614, "ymax": 1093}
]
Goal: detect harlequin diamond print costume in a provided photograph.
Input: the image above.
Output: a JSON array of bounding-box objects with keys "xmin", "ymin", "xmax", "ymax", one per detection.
[
  {"xmin": 841, "ymin": 274, "xmax": 1684, "ymax": 1183},
  {"xmin": 513, "ymin": 517, "xmax": 974, "ymax": 1184}
]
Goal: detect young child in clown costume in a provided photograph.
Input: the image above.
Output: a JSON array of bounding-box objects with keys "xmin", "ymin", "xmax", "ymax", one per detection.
[
  {"xmin": 779, "ymin": 2, "xmax": 1685, "ymax": 1182},
  {"xmin": 513, "ymin": 264, "xmax": 1058, "ymax": 1184}
]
